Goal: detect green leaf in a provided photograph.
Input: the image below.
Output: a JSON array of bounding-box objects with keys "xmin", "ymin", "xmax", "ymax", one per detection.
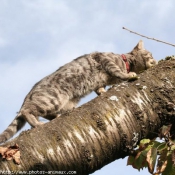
[
  {"xmin": 156, "ymin": 150, "xmax": 168, "ymax": 174},
  {"xmin": 139, "ymin": 139, "xmax": 151, "ymax": 151},
  {"xmin": 127, "ymin": 155, "xmax": 135, "ymax": 166},
  {"xmin": 140, "ymin": 139, "xmax": 151, "ymax": 144},
  {"xmin": 157, "ymin": 142, "xmax": 167, "ymax": 154},
  {"xmin": 162, "ymin": 155, "xmax": 175, "ymax": 175},
  {"xmin": 134, "ymin": 152, "xmax": 148, "ymax": 170},
  {"xmin": 172, "ymin": 150, "xmax": 175, "ymax": 165},
  {"xmin": 127, "ymin": 150, "xmax": 148, "ymax": 171},
  {"xmin": 146, "ymin": 147, "xmax": 157, "ymax": 173}
]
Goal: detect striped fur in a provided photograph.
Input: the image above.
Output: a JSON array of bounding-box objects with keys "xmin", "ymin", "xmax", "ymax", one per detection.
[{"xmin": 0, "ymin": 40, "xmax": 157, "ymax": 144}]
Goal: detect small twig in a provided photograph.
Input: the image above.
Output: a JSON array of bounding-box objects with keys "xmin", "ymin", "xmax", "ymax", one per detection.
[{"xmin": 123, "ymin": 27, "xmax": 175, "ymax": 47}]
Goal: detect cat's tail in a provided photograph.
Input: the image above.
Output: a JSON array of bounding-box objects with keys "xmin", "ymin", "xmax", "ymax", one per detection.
[{"xmin": 0, "ymin": 114, "xmax": 26, "ymax": 144}]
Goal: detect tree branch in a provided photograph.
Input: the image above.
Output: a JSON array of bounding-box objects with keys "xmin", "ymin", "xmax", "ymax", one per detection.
[
  {"xmin": 1, "ymin": 59, "xmax": 175, "ymax": 174},
  {"xmin": 123, "ymin": 27, "xmax": 175, "ymax": 47}
]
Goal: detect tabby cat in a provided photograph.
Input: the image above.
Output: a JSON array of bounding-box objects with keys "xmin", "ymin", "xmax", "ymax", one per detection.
[{"xmin": 0, "ymin": 40, "xmax": 157, "ymax": 144}]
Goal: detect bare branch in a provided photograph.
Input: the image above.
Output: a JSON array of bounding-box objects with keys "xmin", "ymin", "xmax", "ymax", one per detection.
[{"xmin": 123, "ymin": 27, "xmax": 175, "ymax": 47}]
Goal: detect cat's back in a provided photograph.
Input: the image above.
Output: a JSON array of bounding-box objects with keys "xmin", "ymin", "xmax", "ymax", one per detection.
[
  {"xmin": 57, "ymin": 53, "xmax": 96, "ymax": 73},
  {"xmin": 26, "ymin": 54, "xmax": 96, "ymax": 92}
]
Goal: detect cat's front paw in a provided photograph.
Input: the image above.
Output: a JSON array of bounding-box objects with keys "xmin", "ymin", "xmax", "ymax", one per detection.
[
  {"xmin": 128, "ymin": 72, "xmax": 138, "ymax": 80},
  {"xmin": 95, "ymin": 87, "xmax": 106, "ymax": 95},
  {"xmin": 128, "ymin": 72, "xmax": 137, "ymax": 77}
]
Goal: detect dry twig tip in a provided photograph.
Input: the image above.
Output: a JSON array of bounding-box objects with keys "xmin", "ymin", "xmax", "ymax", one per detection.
[{"xmin": 123, "ymin": 27, "xmax": 175, "ymax": 47}]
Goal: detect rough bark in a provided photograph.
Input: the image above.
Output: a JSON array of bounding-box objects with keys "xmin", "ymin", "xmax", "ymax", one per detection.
[{"xmin": 0, "ymin": 59, "xmax": 175, "ymax": 175}]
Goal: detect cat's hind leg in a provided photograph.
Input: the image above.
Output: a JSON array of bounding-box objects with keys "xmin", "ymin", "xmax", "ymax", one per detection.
[{"xmin": 20, "ymin": 110, "xmax": 44, "ymax": 128}]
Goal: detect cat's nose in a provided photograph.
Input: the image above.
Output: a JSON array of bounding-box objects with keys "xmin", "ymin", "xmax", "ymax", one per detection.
[{"xmin": 151, "ymin": 60, "xmax": 157, "ymax": 65}]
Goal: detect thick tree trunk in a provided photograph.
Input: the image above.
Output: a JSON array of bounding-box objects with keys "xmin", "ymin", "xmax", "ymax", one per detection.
[{"xmin": 0, "ymin": 59, "xmax": 175, "ymax": 175}]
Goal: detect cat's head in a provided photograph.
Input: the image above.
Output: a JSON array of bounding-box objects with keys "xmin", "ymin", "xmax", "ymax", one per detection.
[{"xmin": 129, "ymin": 40, "xmax": 157, "ymax": 73}]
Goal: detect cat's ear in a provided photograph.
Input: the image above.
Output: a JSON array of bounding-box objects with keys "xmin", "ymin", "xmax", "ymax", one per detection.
[
  {"xmin": 137, "ymin": 40, "xmax": 144, "ymax": 50},
  {"xmin": 130, "ymin": 40, "xmax": 144, "ymax": 54}
]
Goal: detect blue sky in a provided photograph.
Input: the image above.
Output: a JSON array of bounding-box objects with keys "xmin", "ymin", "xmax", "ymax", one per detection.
[{"xmin": 0, "ymin": 0, "xmax": 174, "ymax": 174}]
